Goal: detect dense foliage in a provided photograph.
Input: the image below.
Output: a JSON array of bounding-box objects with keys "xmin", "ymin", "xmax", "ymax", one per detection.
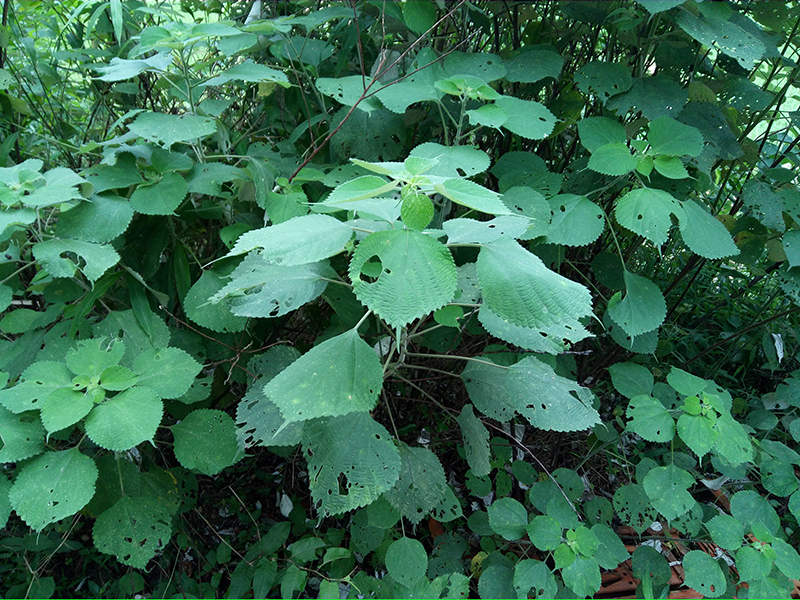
[{"xmin": 1, "ymin": 0, "xmax": 800, "ymax": 597}]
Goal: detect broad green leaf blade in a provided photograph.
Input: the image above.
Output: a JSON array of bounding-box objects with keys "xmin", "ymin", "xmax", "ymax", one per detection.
[
  {"xmin": 677, "ymin": 413, "xmax": 718, "ymax": 459},
  {"xmin": 653, "ymin": 155, "xmax": 690, "ymax": 179},
  {"xmin": 642, "ymin": 464, "xmax": 695, "ymax": 521},
  {"xmin": 587, "ymin": 142, "xmax": 638, "ymax": 176},
  {"xmin": 386, "ymin": 537, "xmax": 427, "ymax": 587},
  {"xmin": 85, "ymin": 387, "xmax": 163, "ymax": 451},
  {"xmin": 0, "ymin": 406, "xmax": 45, "ymax": 462},
  {"xmin": 575, "ymin": 61, "xmax": 632, "ymax": 101},
  {"xmin": 230, "ymin": 214, "xmax": 353, "ymax": 263},
  {"xmin": 730, "ymin": 490, "xmax": 780, "ymax": 534},
  {"xmin": 374, "ymin": 49, "xmax": 446, "ymax": 113},
  {"xmin": 133, "ymin": 347, "xmax": 202, "ymax": 399},
  {"xmin": 324, "ymin": 175, "xmax": 397, "ymax": 205},
  {"xmin": 514, "ymin": 559, "xmax": 557, "ymax": 599},
  {"xmin": 626, "ymin": 395, "xmax": 675, "ymax": 442},
  {"xmin": 682, "ymin": 550, "xmax": 726, "ymax": 598},
  {"xmin": 55, "ymin": 194, "xmax": 134, "ymax": 243},
  {"xmin": 128, "ymin": 112, "xmax": 217, "ymax": 148},
  {"xmin": 33, "ymin": 239, "xmax": 120, "ymax": 283},
  {"xmin": 408, "ymin": 142, "xmax": 490, "ymax": 178},
  {"xmin": 0, "ymin": 475, "xmax": 10, "ymax": 529},
  {"xmin": 400, "ymin": 192, "xmax": 434, "ymax": 230},
  {"xmin": 706, "ymin": 514, "xmax": 744, "ymax": 551},
  {"xmin": 488, "ymin": 497, "xmax": 528, "ymax": 540},
  {"xmin": 443, "ymin": 50, "xmax": 506, "ymax": 82},
  {"xmin": 667, "ymin": 367, "xmax": 708, "ymax": 396},
  {"xmin": 349, "ymin": 229, "xmax": 457, "ymax": 328},
  {"xmin": 607, "ymin": 271, "xmax": 666, "ymax": 337},
  {"xmin": 609, "ymin": 362, "xmax": 654, "ymax": 398},
  {"xmin": 546, "ymin": 194, "xmax": 604, "ymax": 246},
  {"xmin": 735, "ymin": 545, "xmax": 771, "ymax": 582},
  {"xmin": 384, "ymin": 444, "xmax": 451, "ymax": 525},
  {"xmin": 171, "ymin": 409, "xmax": 239, "ymax": 475},
  {"xmin": 9, "ymin": 447, "xmax": 98, "ymax": 531},
  {"xmin": 500, "ymin": 186, "xmax": 551, "ymax": 239},
  {"xmin": 265, "ymin": 328, "xmax": 383, "ymax": 424},
  {"xmin": 444, "ymin": 216, "xmax": 530, "ymax": 244},
  {"xmin": 129, "ymin": 172, "xmax": 188, "ymax": 215},
  {"xmin": 615, "ymin": 187, "xmax": 683, "ymax": 246},
  {"xmin": 678, "ymin": 200, "xmax": 739, "ymax": 259},
  {"xmin": 503, "ymin": 47, "xmax": 563, "ymax": 83},
  {"xmin": 527, "ymin": 515, "xmax": 562, "ymax": 551},
  {"xmin": 0, "ymin": 361, "xmax": 73, "ymax": 413},
  {"xmin": 494, "ymin": 96, "xmax": 556, "ymax": 140},
  {"xmin": 675, "ymin": 9, "xmax": 766, "ymax": 69},
  {"xmin": 608, "ymin": 75, "xmax": 688, "ymax": 119},
  {"xmin": 99, "ymin": 365, "xmax": 138, "ymax": 391},
  {"xmin": 647, "ymin": 116, "xmax": 704, "ymax": 157},
  {"xmin": 613, "ymin": 484, "xmax": 658, "ymax": 534},
  {"xmin": 783, "ymin": 230, "xmax": 800, "ymax": 267},
  {"xmin": 66, "ymin": 338, "xmax": 124, "ymax": 377},
  {"xmin": 456, "ymin": 404, "xmax": 491, "ymax": 477},
  {"xmin": 742, "ymin": 180, "xmax": 785, "ymax": 233},
  {"xmin": 466, "ymin": 103, "xmax": 507, "ymax": 130},
  {"xmin": 93, "ymin": 309, "xmax": 171, "ymax": 368},
  {"xmin": 185, "ymin": 162, "xmax": 243, "ymax": 197},
  {"xmin": 40, "ymin": 388, "xmax": 94, "ymax": 435},
  {"xmin": 593, "ymin": 524, "xmax": 630, "ymax": 569},
  {"xmin": 303, "ymin": 413, "xmax": 400, "ymax": 515},
  {"xmin": 93, "ymin": 496, "xmax": 172, "ymax": 568},
  {"xmin": 213, "ymin": 256, "xmax": 333, "ymax": 319},
  {"xmin": 561, "ymin": 556, "xmax": 601, "ymax": 599},
  {"xmin": 205, "ymin": 59, "xmax": 289, "ymax": 86},
  {"xmin": 94, "ymin": 53, "xmax": 172, "ymax": 82},
  {"xmin": 773, "ymin": 538, "xmax": 800, "ymax": 580},
  {"xmin": 462, "ymin": 356, "xmax": 600, "ymax": 432},
  {"xmin": 315, "ymin": 76, "xmax": 380, "ymax": 112},
  {"xmin": 183, "ymin": 270, "xmax": 247, "ymax": 333},
  {"xmin": 478, "ymin": 306, "xmax": 592, "ymax": 355},
  {"xmin": 578, "ymin": 116, "xmax": 627, "ymax": 153},
  {"xmin": 434, "ymin": 179, "xmax": 511, "ymax": 215},
  {"xmin": 477, "ymin": 238, "xmax": 593, "ymax": 331}
]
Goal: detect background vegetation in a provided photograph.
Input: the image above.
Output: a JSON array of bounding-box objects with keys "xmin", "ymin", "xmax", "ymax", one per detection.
[{"xmin": 1, "ymin": 0, "xmax": 800, "ymax": 597}]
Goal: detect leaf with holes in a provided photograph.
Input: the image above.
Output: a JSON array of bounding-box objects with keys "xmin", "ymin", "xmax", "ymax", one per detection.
[
  {"xmin": 462, "ymin": 355, "xmax": 600, "ymax": 432},
  {"xmin": 503, "ymin": 47, "xmax": 563, "ymax": 83},
  {"xmin": 546, "ymin": 194, "xmax": 604, "ymax": 246},
  {"xmin": 93, "ymin": 496, "xmax": 172, "ymax": 568},
  {"xmin": 303, "ymin": 412, "xmax": 400, "ymax": 515},
  {"xmin": 407, "ymin": 142, "xmax": 491, "ymax": 178},
  {"xmin": 615, "ymin": 188, "xmax": 683, "ymax": 246},
  {"xmin": 678, "ymin": 200, "xmax": 740, "ymax": 259},
  {"xmin": 494, "ymin": 96, "xmax": 556, "ymax": 140},
  {"xmin": 444, "ymin": 216, "xmax": 530, "ymax": 244},
  {"xmin": 85, "ymin": 387, "xmax": 163, "ymax": 451},
  {"xmin": 514, "ymin": 559, "xmax": 557, "ymax": 600},
  {"xmin": 613, "ymin": 484, "xmax": 658, "ymax": 534},
  {"xmin": 183, "ymin": 270, "xmax": 247, "ymax": 333},
  {"xmin": 608, "ymin": 271, "xmax": 666, "ymax": 337},
  {"xmin": 33, "ymin": 239, "xmax": 120, "ymax": 283},
  {"xmin": 206, "ymin": 59, "xmax": 289, "ymax": 86},
  {"xmin": 0, "ymin": 407, "xmax": 44, "ymax": 463},
  {"xmin": 575, "ymin": 61, "xmax": 632, "ymax": 100},
  {"xmin": 133, "ymin": 347, "xmax": 202, "ymax": 400},
  {"xmin": 478, "ymin": 306, "xmax": 591, "ymax": 355},
  {"xmin": 477, "ymin": 237, "xmax": 593, "ymax": 330},
  {"xmin": 230, "ymin": 214, "xmax": 353, "ymax": 263},
  {"xmin": 456, "ymin": 404, "xmax": 491, "ymax": 477},
  {"xmin": 9, "ymin": 447, "xmax": 97, "ymax": 531},
  {"xmin": 643, "ymin": 464, "xmax": 695, "ymax": 521},
  {"xmin": 626, "ymin": 395, "xmax": 675, "ymax": 442},
  {"xmin": 683, "ymin": 550, "xmax": 726, "ymax": 598},
  {"xmin": 172, "ymin": 409, "xmax": 239, "ymax": 475},
  {"xmin": 128, "ymin": 112, "xmax": 216, "ymax": 148},
  {"xmin": 265, "ymin": 328, "xmax": 382, "ymax": 424},
  {"xmin": 0, "ymin": 361, "xmax": 73, "ymax": 413},
  {"xmin": 349, "ymin": 229, "xmax": 456, "ymax": 328},
  {"xmin": 384, "ymin": 444, "xmax": 450, "ymax": 525}
]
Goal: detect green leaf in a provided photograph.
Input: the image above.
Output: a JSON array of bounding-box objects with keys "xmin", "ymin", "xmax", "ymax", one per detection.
[
  {"xmin": 578, "ymin": 116, "xmax": 626, "ymax": 153},
  {"xmin": 0, "ymin": 475, "xmax": 10, "ymax": 529},
  {"xmin": 443, "ymin": 51, "xmax": 506, "ymax": 82},
  {"xmin": 609, "ymin": 362, "xmax": 654, "ymax": 398},
  {"xmin": 478, "ymin": 305, "xmax": 592, "ymax": 355},
  {"xmin": 608, "ymin": 271, "xmax": 666, "ymax": 337},
  {"xmin": 172, "ymin": 409, "xmax": 239, "ymax": 475},
  {"xmin": 85, "ymin": 387, "xmax": 163, "ymax": 451},
  {"xmin": 456, "ymin": 404, "xmax": 491, "ymax": 477},
  {"xmin": 615, "ymin": 187, "xmax": 682, "ymax": 246},
  {"xmin": 648, "ymin": 116, "xmax": 704, "ymax": 157},
  {"xmin": 742, "ymin": 180, "xmax": 785, "ymax": 233},
  {"xmin": 55, "ymin": 194, "xmax": 134, "ymax": 243},
  {"xmin": 40, "ymin": 388, "xmax": 94, "ymax": 435},
  {"xmin": 384, "ymin": 444, "xmax": 451, "ymax": 525},
  {"xmin": 730, "ymin": 490, "xmax": 780, "ymax": 534},
  {"xmin": 613, "ymin": 484, "xmax": 658, "ymax": 534},
  {"xmin": 592, "ymin": 524, "xmax": 630, "ymax": 569},
  {"xmin": 128, "ymin": 112, "xmax": 217, "ymax": 148},
  {"xmin": 67, "ymin": 338, "xmax": 124, "ymax": 378},
  {"xmin": 706, "ymin": 514, "xmax": 744, "ymax": 551},
  {"xmin": 33, "ymin": 238, "xmax": 120, "ymax": 283},
  {"xmin": 527, "ymin": 515, "xmax": 562, "ymax": 551},
  {"xmin": 374, "ymin": 50, "xmax": 445, "ymax": 113},
  {"xmin": 494, "ymin": 96, "xmax": 556, "ymax": 140},
  {"xmin": 129, "ymin": 172, "xmax": 188, "ymax": 215},
  {"xmin": 631, "ymin": 546, "xmax": 672, "ymax": 598},
  {"xmin": 350, "ymin": 229, "xmax": 457, "ymax": 328},
  {"xmin": 401, "ymin": 192, "xmax": 434, "ymax": 231},
  {"xmin": 682, "ymin": 550, "xmax": 726, "ymax": 598},
  {"xmin": 386, "ymin": 537, "xmax": 427, "ymax": 587},
  {"xmin": 133, "ymin": 347, "xmax": 202, "ymax": 400},
  {"xmin": 488, "ymin": 497, "xmax": 528, "ymax": 540},
  {"xmin": 714, "ymin": 417, "xmax": 753, "ymax": 466},
  {"xmin": 183, "ymin": 270, "xmax": 247, "ymax": 333},
  {"xmin": 546, "ymin": 194, "xmax": 605, "ymax": 246},
  {"xmin": 433, "ymin": 305, "xmax": 462, "ymax": 327},
  {"xmin": 587, "ymin": 142, "xmax": 638, "ymax": 176},
  {"xmin": 477, "ymin": 238, "xmax": 593, "ymax": 330},
  {"xmin": 479, "ymin": 563, "xmax": 516, "ymax": 600},
  {"xmin": 325, "ymin": 175, "xmax": 397, "ymax": 206},
  {"xmin": 466, "ymin": 103, "xmax": 507, "ymax": 130},
  {"xmin": 0, "ymin": 406, "xmax": 45, "ymax": 462},
  {"xmin": 677, "ymin": 413, "xmax": 718, "ymax": 459},
  {"xmin": 93, "ymin": 310, "xmax": 170, "ymax": 368},
  {"xmin": 736, "ymin": 545, "xmax": 772, "ymax": 582},
  {"xmin": 0, "ymin": 361, "xmax": 73, "ymax": 413},
  {"xmin": 675, "ymin": 8, "xmax": 766, "ymax": 69},
  {"xmin": 575, "ymin": 61, "xmax": 632, "ymax": 101},
  {"xmin": 253, "ymin": 558, "xmax": 278, "ymax": 598},
  {"xmin": 303, "ymin": 412, "xmax": 400, "ymax": 515},
  {"xmin": 773, "ymin": 538, "xmax": 800, "ymax": 580},
  {"xmin": 9, "ymin": 447, "xmax": 98, "ymax": 531},
  {"xmin": 514, "ymin": 560, "xmax": 557, "ymax": 599},
  {"xmin": 444, "ymin": 216, "xmax": 530, "ymax": 244},
  {"xmin": 185, "ymin": 162, "xmax": 243, "ymax": 196},
  {"xmin": 99, "ymin": 365, "xmax": 138, "ymax": 391},
  {"xmin": 783, "ymin": 230, "xmax": 800, "ymax": 267},
  {"xmin": 93, "ymin": 496, "xmax": 172, "ymax": 568},
  {"xmin": 678, "ymin": 200, "xmax": 739, "ymax": 259},
  {"xmin": 205, "ymin": 59, "xmax": 289, "ymax": 86},
  {"xmin": 462, "ymin": 355, "xmax": 600, "ymax": 432},
  {"xmin": 408, "ymin": 142, "xmax": 490, "ymax": 178},
  {"xmin": 626, "ymin": 395, "xmax": 675, "ymax": 442},
  {"xmin": 561, "ymin": 556, "xmax": 601, "ymax": 599},
  {"xmin": 434, "ymin": 179, "xmax": 511, "ymax": 215},
  {"xmin": 642, "ymin": 464, "xmax": 695, "ymax": 521},
  {"xmin": 653, "ymin": 155, "xmax": 690, "ymax": 179},
  {"xmin": 94, "ymin": 53, "xmax": 172, "ymax": 82},
  {"xmin": 667, "ymin": 367, "xmax": 707, "ymax": 396},
  {"xmin": 403, "ymin": 0, "xmax": 437, "ymax": 34},
  {"xmin": 503, "ymin": 47, "xmax": 563, "ymax": 83}
]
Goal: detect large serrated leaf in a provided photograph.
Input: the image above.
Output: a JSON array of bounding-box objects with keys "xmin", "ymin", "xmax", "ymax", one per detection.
[
  {"xmin": 66, "ymin": 338, "xmax": 124, "ymax": 377},
  {"xmin": 93, "ymin": 310, "xmax": 171, "ymax": 368},
  {"xmin": 183, "ymin": 270, "xmax": 247, "ymax": 333},
  {"xmin": 349, "ymin": 229, "xmax": 457, "ymax": 328},
  {"xmin": 682, "ymin": 550, "xmax": 726, "ymax": 598},
  {"xmin": 55, "ymin": 194, "xmax": 134, "ymax": 243},
  {"xmin": 648, "ymin": 116, "xmax": 704, "ymax": 157},
  {"xmin": 172, "ymin": 409, "xmax": 239, "ymax": 475},
  {"xmin": 85, "ymin": 387, "xmax": 163, "ymax": 451},
  {"xmin": 613, "ymin": 484, "xmax": 658, "ymax": 534},
  {"xmin": 456, "ymin": 404, "xmax": 491, "ymax": 477},
  {"xmin": 609, "ymin": 362, "xmax": 654, "ymax": 398},
  {"xmin": 643, "ymin": 464, "xmax": 695, "ymax": 521},
  {"xmin": 386, "ymin": 537, "xmax": 428, "ymax": 587},
  {"xmin": 546, "ymin": 194, "xmax": 605, "ymax": 246},
  {"xmin": 608, "ymin": 271, "xmax": 666, "ymax": 337},
  {"xmin": 575, "ymin": 61, "xmax": 632, "ymax": 101},
  {"xmin": 33, "ymin": 239, "xmax": 120, "ymax": 283},
  {"xmin": 477, "ymin": 238, "xmax": 593, "ymax": 330},
  {"xmin": 304, "ymin": 413, "xmax": 400, "ymax": 515},
  {"xmin": 578, "ymin": 116, "xmax": 626, "ymax": 153},
  {"xmin": 607, "ymin": 75, "xmax": 688, "ymax": 119},
  {"xmin": 129, "ymin": 172, "xmax": 187, "ymax": 215},
  {"xmin": 229, "ymin": 213, "xmax": 353, "ymax": 263},
  {"xmin": 93, "ymin": 496, "xmax": 172, "ymax": 568},
  {"xmin": 678, "ymin": 200, "xmax": 740, "ymax": 259},
  {"xmin": 615, "ymin": 188, "xmax": 683, "ymax": 246},
  {"xmin": 0, "ymin": 361, "xmax": 72, "ymax": 413},
  {"xmin": 133, "ymin": 347, "xmax": 202, "ymax": 400},
  {"xmin": 0, "ymin": 407, "xmax": 45, "ymax": 462},
  {"xmin": 9, "ymin": 447, "xmax": 98, "ymax": 531},
  {"xmin": 384, "ymin": 444, "xmax": 450, "ymax": 525},
  {"xmin": 128, "ymin": 112, "xmax": 217, "ymax": 148},
  {"xmin": 462, "ymin": 356, "xmax": 600, "ymax": 432},
  {"xmin": 494, "ymin": 96, "xmax": 556, "ymax": 140},
  {"xmin": 587, "ymin": 142, "xmax": 638, "ymax": 176},
  {"xmin": 503, "ymin": 47, "xmax": 563, "ymax": 83},
  {"xmin": 434, "ymin": 179, "xmax": 511, "ymax": 215},
  {"xmin": 265, "ymin": 328, "xmax": 383, "ymax": 424},
  {"xmin": 675, "ymin": 9, "xmax": 766, "ymax": 69},
  {"xmin": 40, "ymin": 388, "xmax": 94, "ymax": 435},
  {"xmin": 478, "ymin": 306, "xmax": 591, "ymax": 354},
  {"xmin": 408, "ymin": 143, "xmax": 490, "ymax": 178},
  {"xmin": 626, "ymin": 395, "xmax": 675, "ymax": 442},
  {"xmin": 443, "ymin": 216, "xmax": 530, "ymax": 244}
]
